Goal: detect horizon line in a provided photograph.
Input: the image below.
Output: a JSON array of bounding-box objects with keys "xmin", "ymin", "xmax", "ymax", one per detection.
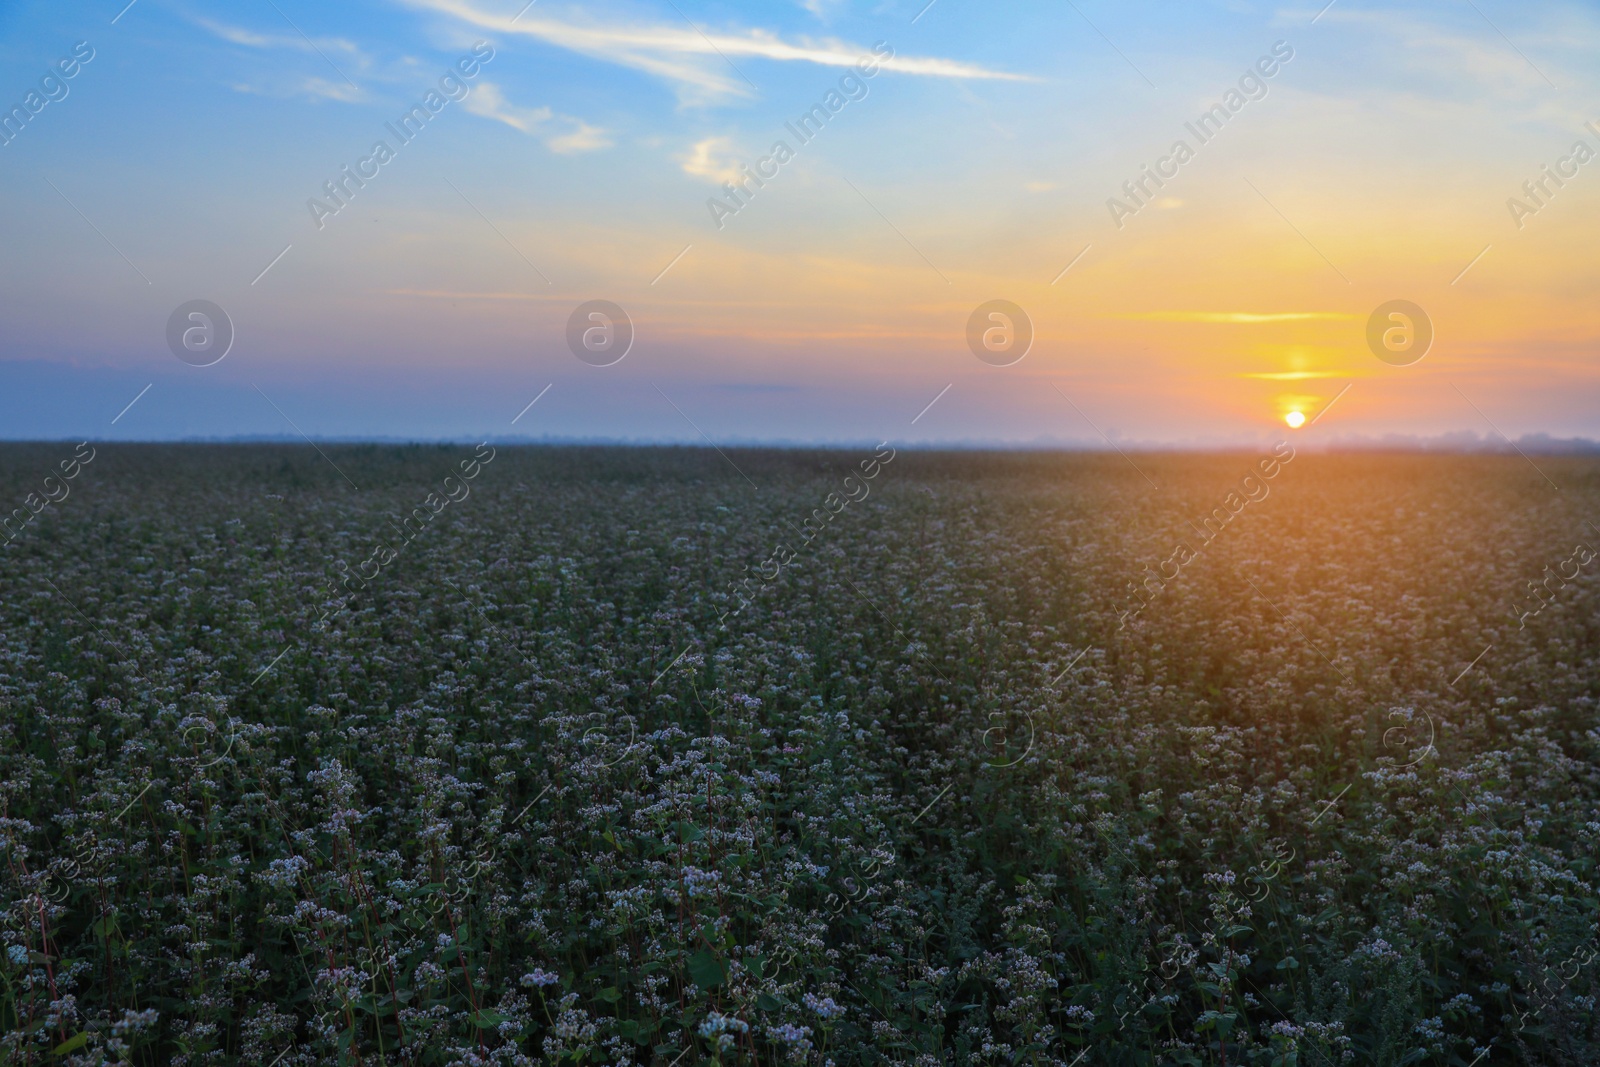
[{"xmin": 3, "ymin": 434, "xmax": 1600, "ymax": 455}]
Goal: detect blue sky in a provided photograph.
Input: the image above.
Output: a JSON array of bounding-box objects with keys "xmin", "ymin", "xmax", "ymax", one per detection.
[{"xmin": 1, "ymin": 0, "xmax": 1597, "ymax": 445}]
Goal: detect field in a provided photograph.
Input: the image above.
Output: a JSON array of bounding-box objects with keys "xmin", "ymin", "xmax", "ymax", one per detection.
[{"xmin": 0, "ymin": 443, "xmax": 1596, "ymax": 1066}]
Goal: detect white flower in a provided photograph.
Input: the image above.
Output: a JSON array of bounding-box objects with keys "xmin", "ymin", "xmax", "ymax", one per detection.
[{"xmin": 803, "ymin": 993, "xmax": 844, "ymax": 1020}]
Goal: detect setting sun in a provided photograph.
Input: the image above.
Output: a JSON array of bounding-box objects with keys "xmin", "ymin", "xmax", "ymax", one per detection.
[{"xmin": 1285, "ymin": 411, "xmax": 1306, "ymax": 429}]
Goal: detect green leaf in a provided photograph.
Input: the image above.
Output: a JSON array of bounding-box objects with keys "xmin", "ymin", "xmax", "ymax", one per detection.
[
  {"xmin": 616, "ymin": 1019, "xmax": 656, "ymax": 1044},
  {"xmin": 687, "ymin": 949, "xmax": 725, "ymax": 991},
  {"xmin": 53, "ymin": 1033, "xmax": 89, "ymax": 1056},
  {"xmin": 597, "ymin": 986, "xmax": 623, "ymax": 1003},
  {"xmin": 473, "ymin": 1009, "xmax": 507, "ymax": 1029}
]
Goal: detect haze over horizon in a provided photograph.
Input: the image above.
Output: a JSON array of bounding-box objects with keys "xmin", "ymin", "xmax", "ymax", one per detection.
[{"xmin": 2, "ymin": 0, "xmax": 1597, "ymax": 445}]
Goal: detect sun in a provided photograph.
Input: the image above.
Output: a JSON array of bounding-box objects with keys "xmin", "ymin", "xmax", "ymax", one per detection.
[{"xmin": 1284, "ymin": 410, "xmax": 1306, "ymax": 429}]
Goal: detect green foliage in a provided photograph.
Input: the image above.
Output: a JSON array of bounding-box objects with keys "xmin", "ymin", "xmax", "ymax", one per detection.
[{"xmin": 0, "ymin": 444, "xmax": 1595, "ymax": 1065}]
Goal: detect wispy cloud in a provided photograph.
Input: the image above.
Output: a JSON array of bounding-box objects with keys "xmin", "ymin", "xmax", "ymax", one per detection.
[
  {"xmin": 678, "ymin": 136, "xmax": 744, "ymax": 183},
  {"xmin": 229, "ymin": 76, "xmax": 366, "ymax": 103},
  {"xmin": 196, "ymin": 17, "xmax": 369, "ymax": 101},
  {"xmin": 1297, "ymin": 4, "xmax": 1594, "ymax": 98},
  {"xmin": 800, "ymin": 0, "xmax": 848, "ymax": 21},
  {"xmin": 463, "ymin": 82, "xmax": 612, "ymax": 153},
  {"xmin": 231, "ymin": 78, "xmax": 350, "ymax": 103},
  {"xmin": 1239, "ymin": 370, "xmax": 1364, "ymax": 380},
  {"xmin": 397, "ymin": 0, "xmax": 1031, "ymax": 102},
  {"xmin": 462, "ymin": 82, "xmax": 551, "ymax": 133},
  {"xmin": 195, "ymin": 17, "xmax": 366, "ymax": 61},
  {"xmin": 299, "ymin": 76, "xmax": 365, "ymax": 103},
  {"xmin": 1119, "ymin": 311, "xmax": 1355, "ymax": 323},
  {"xmin": 547, "ymin": 119, "xmax": 613, "ymax": 154}
]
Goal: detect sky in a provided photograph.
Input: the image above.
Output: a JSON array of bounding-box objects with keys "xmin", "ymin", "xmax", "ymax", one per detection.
[{"xmin": 0, "ymin": 0, "xmax": 1596, "ymax": 447}]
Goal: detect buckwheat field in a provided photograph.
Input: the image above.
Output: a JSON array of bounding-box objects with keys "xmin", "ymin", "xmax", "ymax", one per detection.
[{"xmin": 1, "ymin": 443, "xmax": 1596, "ymax": 1066}]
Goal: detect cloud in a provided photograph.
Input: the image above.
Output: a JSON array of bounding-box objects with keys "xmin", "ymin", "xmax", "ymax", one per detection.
[
  {"xmin": 396, "ymin": 0, "xmax": 1032, "ymax": 103},
  {"xmin": 463, "ymin": 82, "xmax": 554, "ymax": 133},
  {"xmin": 195, "ymin": 17, "xmax": 365, "ymax": 62},
  {"xmin": 800, "ymin": 0, "xmax": 848, "ymax": 20},
  {"xmin": 300, "ymin": 76, "xmax": 365, "ymax": 103},
  {"xmin": 197, "ymin": 18, "xmax": 308, "ymax": 50},
  {"xmin": 226, "ymin": 74, "xmax": 366, "ymax": 104},
  {"xmin": 1294, "ymin": 4, "xmax": 1593, "ymax": 98},
  {"xmin": 463, "ymin": 81, "xmax": 612, "ymax": 153},
  {"xmin": 547, "ymin": 119, "xmax": 613, "ymax": 154},
  {"xmin": 678, "ymin": 136, "xmax": 745, "ymax": 184},
  {"xmin": 196, "ymin": 17, "xmax": 369, "ymax": 101},
  {"xmin": 1239, "ymin": 370, "xmax": 1362, "ymax": 380},
  {"xmin": 1121, "ymin": 311, "xmax": 1355, "ymax": 323}
]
